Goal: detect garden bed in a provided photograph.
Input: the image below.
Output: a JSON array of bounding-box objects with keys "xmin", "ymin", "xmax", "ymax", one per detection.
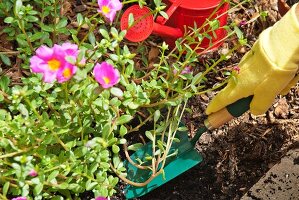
[{"xmin": 0, "ymin": 0, "xmax": 298, "ymax": 200}]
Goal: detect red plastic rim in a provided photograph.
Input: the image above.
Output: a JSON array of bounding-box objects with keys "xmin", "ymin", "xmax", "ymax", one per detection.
[{"xmin": 120, "ymin": 5, "xmax": 154, "ymax": 42}]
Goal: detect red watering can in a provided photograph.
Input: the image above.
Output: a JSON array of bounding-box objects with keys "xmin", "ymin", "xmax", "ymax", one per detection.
[{"xmin": 120, "ymin": 0, "xmax": 229, "ymax": 52}]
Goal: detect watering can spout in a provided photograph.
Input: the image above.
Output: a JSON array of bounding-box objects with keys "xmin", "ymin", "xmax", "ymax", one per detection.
[{"xmin": 120, "ymin": 5, "xmax": 183, "ymax": 42}]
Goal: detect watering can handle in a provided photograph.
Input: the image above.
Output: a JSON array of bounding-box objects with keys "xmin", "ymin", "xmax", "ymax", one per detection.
[{"xmin": 156, "ymin": 0, "xmax": 183, "ymax": 25}]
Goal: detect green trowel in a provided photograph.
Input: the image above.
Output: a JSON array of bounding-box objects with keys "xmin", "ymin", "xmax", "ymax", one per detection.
[{"xmin": 123, "ymin": 96, "xmax": 253, "ymax": 199}]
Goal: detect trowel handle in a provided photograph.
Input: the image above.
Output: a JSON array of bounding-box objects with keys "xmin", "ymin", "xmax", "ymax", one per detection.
[
  {"xmin": 205, "ymin": 96, "xmax": 253, "ymax": 130},
  {"xmin": 190, "ymin": 96, "xmax": 252, "ymax": 145},
  {"xmin": 156, "ymin": 0, "xmax": 183, "ymax": 25}
]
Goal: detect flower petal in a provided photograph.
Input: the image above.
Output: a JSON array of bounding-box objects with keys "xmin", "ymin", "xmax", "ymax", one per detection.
[
  {"xmin": 30, "ymin": 56, "xmax": 47, "ymax": 73},
  {"xmin": 61, "ymin": 42, "xmax": 79, "ymax": 56},
  {"xmin": 42, "ymin": 71, "xmax": 57, "ymax": 83},
  {"xmin": 35, "ymin": 45, "xmax": 54, "ymax": 60},
  {"xmin": 56, "ymin": 64, "xmax": 77, "ymax": 83},
  {"xmin": 93, "ymin": 62, "xmax": 120, "ymax": 88}
]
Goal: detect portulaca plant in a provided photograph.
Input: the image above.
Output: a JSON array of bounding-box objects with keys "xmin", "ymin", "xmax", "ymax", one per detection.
[{"xmin": 0, "ymin": 0, "xmax": 249, "ymax": 199}]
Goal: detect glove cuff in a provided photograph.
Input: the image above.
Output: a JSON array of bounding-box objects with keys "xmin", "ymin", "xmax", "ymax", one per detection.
[{"xmin": 260, "ymin": 3, "xmax": 299, "ymax": 70}]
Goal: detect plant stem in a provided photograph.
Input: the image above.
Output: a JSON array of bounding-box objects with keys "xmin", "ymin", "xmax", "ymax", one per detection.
[
  {"xmin": 0, "ymin": 194, "xmax": 8, "ymax": 200},
  {"xmin": 110, "ymin": 162, "xmax": 163, "ymax": 187},
  {"xmin": 0, "ymin": 149, "xmax": 28, "ymax": 159},
  {"xmin": 23, "ymin": 96, "xmax": 68, "ymax": 151}
]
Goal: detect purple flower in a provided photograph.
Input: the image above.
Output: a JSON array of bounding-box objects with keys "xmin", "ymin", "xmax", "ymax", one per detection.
[
  {"xmin": 28, "ymin": 169, "xmax": 38, "ymax": 177},
  {"xmin": 93, "ymin": 62, "xmax": 120, "ymax": 89},
  {"xmin": 97, "ymin": 0, "xmax": 122, "ymax": 22},
  {"xmin": 56, "ymin": 64, "xmax": 77, "ymax": 83},
  {"xmin": 239, "ymin": 20, "xmax": 247, "ymax": 27},
  {"xmin": 12, "ymin": 197, "xmax": 27, "ymax": 200},
  {"xmin": 233, "ymin": 66, "xmax": 240, "ymax": 74},
  {"xmin": 95, "ymin": 197, "xmax": 107, "ymax": 200},
  {"xmin": 173, "ymin": 66, "xmax": 192, "ymax": 75},
  {"xmin": 30, "ymin": 42, "xmax": 79, "ymax": 83}
]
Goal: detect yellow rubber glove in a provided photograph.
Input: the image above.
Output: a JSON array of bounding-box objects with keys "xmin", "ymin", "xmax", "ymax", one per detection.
[{"xmin": 206, "ymin": 3, "xmax": 299, "ymax": 116}]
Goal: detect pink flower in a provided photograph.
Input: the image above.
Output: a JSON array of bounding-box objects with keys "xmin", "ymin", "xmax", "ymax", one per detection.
[
  {"xmin": 97, "ymin": 0, "xmax": 122, "ymax": 22},
  {"xmin": 30, "ymin": 43, "xmax": 79, "ymax": 83},
  {"xmin": 57, "ymin": 65, "xmax": 77, "ymax": 83},
  {"xmin": 233, "ymin": 66, "xmax": 240, "ymax": 74},
  {"xmin": 239, "ymin": 20, "xmax": 247, "ymax": 27},
  {"xmin": 173, "ymin": 66, "xmax": 192, "ymax": 75},
  {"xmin": 95, "ymin": 197, "xmax": 107, "ymax": 200},
  {"xmin": 93, "ymin": 62, "xmax": 120, "ymax": 89},
  {"xmin": 12, "ymin": 197, "xmax": 27, "ymax": 200},
  {"xmin": 28, "ymin": 169, "xmax": 38, "ymax": 177}
]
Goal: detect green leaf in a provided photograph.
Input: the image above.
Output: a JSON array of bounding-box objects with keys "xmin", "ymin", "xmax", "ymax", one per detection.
[
  {"xmin": 16, "ymin": 37, "xmax": 28, "ymax": 46},
  {"xmin": 0, "ymin": 95, "xmax": 4, "ymax": 103},
  {"xmin": 26, "ymin": 15, "xmax": 39, "ymax": 22},
  {"xmin": 145, "ymin": 131, "xmax": 154, "ymax": 141},
  {"xmin": 127, "ymin": 143, "xmax": 143, "ymax": 151},
  {"xmin": 159, "ymin": 11, "xmax": 169, "ymax": 20},
  {"xmin": 3, "ymin": 182, "xmax": 9, "ymax": 196},
  {"xmin": 128, "ymin": 13, "xmax": 134, "ymax": 27},
  {"xmin": 154, "ymin": 110, "xmax": 160, "ymax": 123},
  {"xmin": 4, "ymin": 17, "xmax": 14, "ymax": 23},
  {"xmin": 41, "ymin": 25, "xmax": 54, "ymax": 32},
  {"xmin": 77, "ymin": 13, "xmax": 84, "ymax": 26},
  {"xmin": 56, "ymin": 18, "xmax": 68, "ymax": 29},
  {"xmin": 47, "ymin": 170, "xmax": 59, "ymax": 182},
  {"xmin": 14, "ymin": 0, "xmax": 23, "ymax": 17},
  {"xmin": 0, "ymin": 54, "xmax": 11, "ymax": 66},
  {"xmin": 110, "ymin": 87, "xmax": 123, "ymax": 98},
  {"xmin": 119, "ymin": 125, "xmax": 127, "ymax": 137},
  {"xmin": 102, "ymin": 123, "xmax": 111, "ymax": 139},
  {"xmin": 112, "ymin": 144, "xmax": 120, "ymax": 153},
  {"xmin": 86, "ymin": 180, "xmax": 98, "ymax": 191},
  {"xmin": 33, "ymin": 184, "xmax": 43, "ymax": 195},
  {"xmin": 88, "ymin": 32, "xmax": 96, "ymax": 46},
  {"xmin": 74, "ymin": 146, "xmax": 88, "ymax": 158},
  {"xmin": 99, "ymin": 28, "xmax": 110, "ymax": 39},
  {"xmin": 30, "ymin": 32, "xmax": 44, "ymax": 42},
  {"xmin": 191, "ymin": 72, "xmax": 203, "ymax": 85},
  {"xmin": 116, "ymin": 115, "xmax": 133, "ymax": 125}
]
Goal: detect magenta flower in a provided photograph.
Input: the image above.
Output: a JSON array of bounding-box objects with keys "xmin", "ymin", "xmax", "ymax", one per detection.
[
  {"xmin": 12, "ymin": 197, "xmax": 27, "ymax": 200},
  {"xmin": 97, "ymin": 0, "xmax": 122, "ymax": 22},
  {"xmin": 30, "ymin": 43, "xmax": 80, "ymax": 83},
  {"xmin": 173, "ymin": 66, "xmax": 192, "ymax": 75},
  {"xmin": 57, "ymin": 65, "xmax": 77, "ymax": 83},
  {"xmin": 28, "ymin": 169, "xmax": 38, "ymax": 177},
  {"xmin": 233, "ymin": 66, "xmax": 240, "ymax": 74},
  {"xmin": 239, "ymin": 20, "xmax": 247, "ymax": 27},
  {"xmin": 93, "ymin": 62, "xmax": 120, "ymax": 89},
  {"xmin": 95, "ymin": 197, "xmax": 107, "ymax": 200}
]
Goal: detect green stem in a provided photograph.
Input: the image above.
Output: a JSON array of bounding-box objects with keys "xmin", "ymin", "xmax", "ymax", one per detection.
[
  {"xmin": 52, "ymin": 0, "xmax": 58, "ymax": 44},
  {"xmin": 0, "ymin": 193, "xmax": 8, "ymax": 200},
  {"xmin": 18, "ymin": 21, "xmax": 34, "ymax": 52},
  {"xmin": 122, "ymin": 0, "xmax": 139, "ymax": 4},
  {"xmin": 0, "ymin": 149, "xmax": 28, "ymax": 159},
  {"xmin": 23, "ymin": 96, "xmax": 68, "ymax": 151}
]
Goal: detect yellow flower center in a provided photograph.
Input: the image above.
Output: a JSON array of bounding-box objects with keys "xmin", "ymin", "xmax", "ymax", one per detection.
[
  {"xmin": 103, "ymin": 76, "xmax": 110, "ymax": 84},
  {"xmin": 48, "ymin": 59, "xmax": 61, "ymax": 71},
  {"xmin": 63, "ymin": 68, "xmax": 72, "ymax": 78},
  {"xmin": 102, "ymin": 6, "xmax": 110, "ymax": 14}
]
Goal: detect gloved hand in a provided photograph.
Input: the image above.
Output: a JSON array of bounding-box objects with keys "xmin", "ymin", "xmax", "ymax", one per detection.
[{"xmin": 206, "ymin": 3, "xmax": 299, "ymax": 116}]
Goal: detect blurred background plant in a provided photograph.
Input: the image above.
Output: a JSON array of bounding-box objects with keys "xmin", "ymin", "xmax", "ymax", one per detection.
[{"xmin": 0, "ymin": 0, "xmax": 252, "ymax": 199}]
